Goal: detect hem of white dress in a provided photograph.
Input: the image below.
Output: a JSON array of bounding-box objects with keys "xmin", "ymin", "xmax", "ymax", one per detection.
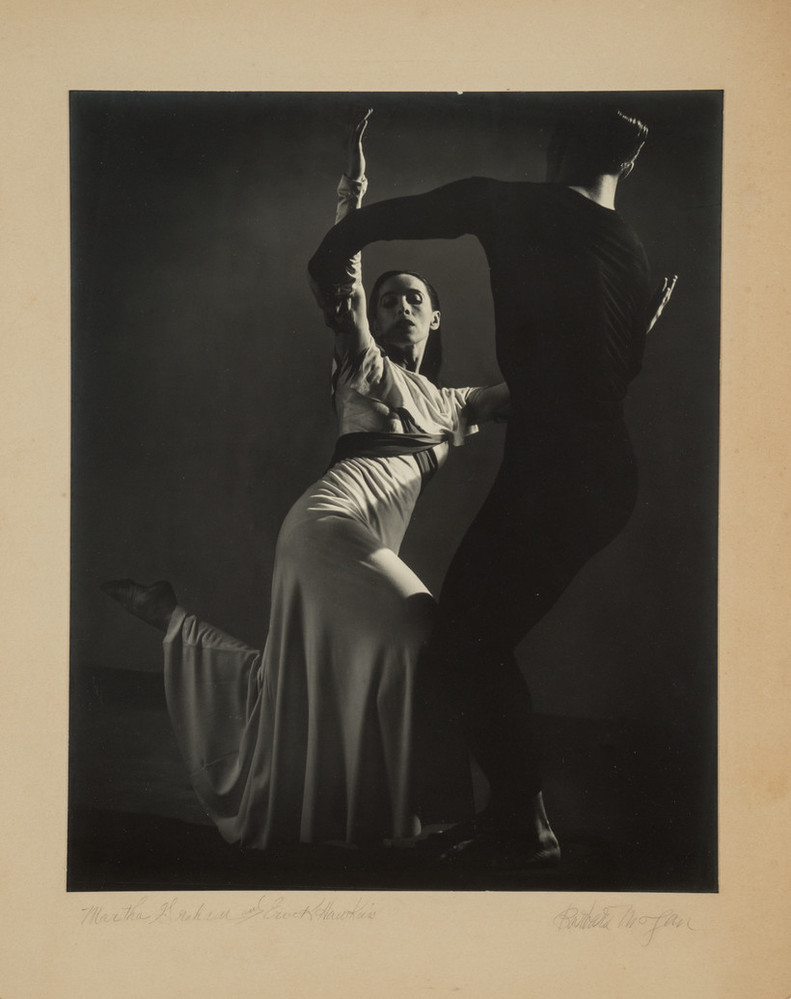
[{"xmin": 163, "ymin": 604, "xmax": 187, "ymax": 646}]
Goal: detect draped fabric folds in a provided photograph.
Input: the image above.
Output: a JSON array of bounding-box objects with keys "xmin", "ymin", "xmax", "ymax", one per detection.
[{"xmin": 162, "ymin": 343, "xmax": 479, "ymax": 848}]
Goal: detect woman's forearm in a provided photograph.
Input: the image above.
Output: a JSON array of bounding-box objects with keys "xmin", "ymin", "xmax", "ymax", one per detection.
[
  {"xmin": 334, "ymin": 174, "xmax": 368, "ymax": 288},
  {"xmin": 467, "ymin": 382, "xmax": 511, "ymax": 424},
  {"xmin": 335, "ymin": 174, "xmax": 367, "ymax": 225}
]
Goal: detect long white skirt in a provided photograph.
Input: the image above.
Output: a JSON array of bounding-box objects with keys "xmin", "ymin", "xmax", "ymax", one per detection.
[{"xmin": 162, "ymin": 457, "xmax": 456, "ymax": 849}]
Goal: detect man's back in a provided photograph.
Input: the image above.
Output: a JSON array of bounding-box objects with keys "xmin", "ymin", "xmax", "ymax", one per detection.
[{"xmin": 464, "ymin": 178, "xmax": 652, "ymax": 411}]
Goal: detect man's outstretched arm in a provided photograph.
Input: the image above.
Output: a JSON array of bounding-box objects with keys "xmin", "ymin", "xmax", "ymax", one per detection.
[{"xmin": 308, "ymin": 176, "xmax": 490, "ymax": 298}]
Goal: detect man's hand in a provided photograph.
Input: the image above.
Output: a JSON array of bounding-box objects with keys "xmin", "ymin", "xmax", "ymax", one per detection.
[{"xmin": 646, "ymin": 274, "xmax": 678, "ymax": 334}]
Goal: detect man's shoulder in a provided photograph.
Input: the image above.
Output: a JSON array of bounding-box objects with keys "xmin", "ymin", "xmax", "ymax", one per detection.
[
  {"xmin": 449, "ymin": 176, "xmax": 547, "ymax": 205},
  {"xmin": 461, "ymin": 176, "xmax": 544, "ymax": 190}
]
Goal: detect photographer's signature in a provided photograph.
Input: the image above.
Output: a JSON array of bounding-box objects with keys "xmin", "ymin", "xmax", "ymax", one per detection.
[{"xmin": 553, "ymin": 900, "xmax": 698, "ymax": 946}]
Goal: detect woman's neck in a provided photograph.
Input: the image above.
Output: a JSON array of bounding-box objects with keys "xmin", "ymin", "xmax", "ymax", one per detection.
[{"xmin": 386, "ymin": 341, "xmax": 427, "ymax": 373}]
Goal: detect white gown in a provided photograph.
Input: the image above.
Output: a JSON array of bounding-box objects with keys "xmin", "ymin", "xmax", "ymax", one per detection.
[{"xmin": 162, "ymin": 177, "xmax": 482, "ymax": 849}]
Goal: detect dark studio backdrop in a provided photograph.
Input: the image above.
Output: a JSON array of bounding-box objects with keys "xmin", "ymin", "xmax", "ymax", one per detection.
[{"xmin": 69, "ymin": 91, "xmax": 721, "ymax": 891}]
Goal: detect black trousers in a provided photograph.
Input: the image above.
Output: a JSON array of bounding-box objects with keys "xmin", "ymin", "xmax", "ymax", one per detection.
[{"xmin": 421, "ymin": 412, "xmax": 638, "ymax": 816}]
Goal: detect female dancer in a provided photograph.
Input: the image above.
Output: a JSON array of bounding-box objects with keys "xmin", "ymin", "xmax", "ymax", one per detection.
[{"xmin": 103, "ymin": 112, "xmax": 509, "ymax": 850}]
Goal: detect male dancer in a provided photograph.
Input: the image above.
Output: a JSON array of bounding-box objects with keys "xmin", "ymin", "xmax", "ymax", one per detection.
[{"xmin": 309, "ymin": 104, "xmax": 675, "ymax": 870}]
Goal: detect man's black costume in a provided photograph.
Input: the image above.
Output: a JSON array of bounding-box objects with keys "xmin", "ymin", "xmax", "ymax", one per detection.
[{"xmin": 310, "ymin": 175, "xmax": 653, "ymax": 817}]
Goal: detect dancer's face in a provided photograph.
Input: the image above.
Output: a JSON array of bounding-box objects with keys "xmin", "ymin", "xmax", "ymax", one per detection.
[{"xmin": 371, "ymin": 274, "xmax": 440, "ymax": 350}]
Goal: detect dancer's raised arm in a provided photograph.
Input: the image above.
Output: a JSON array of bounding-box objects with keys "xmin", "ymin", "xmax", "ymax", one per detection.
[
  {"xmin": 309, "ymin": 174, "xmax": 492, "ymax": 319},
  {"xmin": 313, "ymin": 109, "xmax": 379, "ymax": 359}
]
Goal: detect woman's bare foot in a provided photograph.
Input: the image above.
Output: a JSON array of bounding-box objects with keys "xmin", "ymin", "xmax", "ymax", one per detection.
[{"xmin": 100, "ymin": 579, "xmax": 177, "ymax": 632}]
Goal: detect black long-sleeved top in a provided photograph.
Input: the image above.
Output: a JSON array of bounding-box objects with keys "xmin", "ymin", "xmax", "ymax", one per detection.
[{"xmin": 309, "ymin": 177, "xmax": 652, "ymax": 419}]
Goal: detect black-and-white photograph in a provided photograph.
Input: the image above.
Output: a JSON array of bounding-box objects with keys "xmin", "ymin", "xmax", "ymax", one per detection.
[{"xmin": 68, "ymin": 90, "xmax": 721, "ymax": 893}]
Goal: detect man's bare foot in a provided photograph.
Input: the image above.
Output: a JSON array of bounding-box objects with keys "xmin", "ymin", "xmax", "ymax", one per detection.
[
  {"xmin": 100, "ymin": 579, "xmax": 177, "ymax": 632},
  {"xmin": 440, "ymin": 829, "xmax": 561, "ymax": 873}
]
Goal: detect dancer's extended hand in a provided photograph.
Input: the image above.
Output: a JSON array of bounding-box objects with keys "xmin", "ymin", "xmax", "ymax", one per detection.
[
  {"xmin": 345, "ymin": 108, "xmax": 372, "ymax": 181},
  {"xmin": 646, "ymin": 274, "xmax": 678, "ymax": 334}
]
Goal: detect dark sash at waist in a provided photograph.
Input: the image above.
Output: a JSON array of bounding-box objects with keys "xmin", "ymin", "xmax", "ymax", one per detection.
[{"xmin": 329, "ymin": 431, "xmax": 448, "ymax": 468}]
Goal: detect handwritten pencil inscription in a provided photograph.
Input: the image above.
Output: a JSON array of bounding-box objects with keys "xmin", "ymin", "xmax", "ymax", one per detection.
[
  {"xmin": 80, "ymin": 895, "xmax": 379, "ymax": 927},
  {"xmin": 553, "ymin": 900, "xmax": 698, "ymax": 946}
]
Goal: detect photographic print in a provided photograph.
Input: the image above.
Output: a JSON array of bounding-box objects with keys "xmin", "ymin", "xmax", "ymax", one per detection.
[{"xmin": 67, "ymin": 90, "xmax": 721, "ymax": 894}]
